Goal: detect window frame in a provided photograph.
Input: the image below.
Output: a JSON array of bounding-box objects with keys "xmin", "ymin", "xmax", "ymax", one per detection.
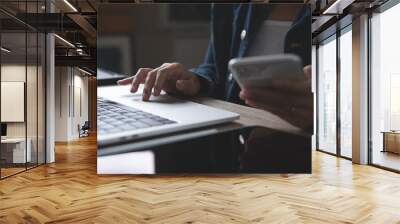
[
  {"xmin": 367, "ymin": 0, "xmax": 400, "ymax": 173},
  {"xmin": 0, "ymin": 0, "xmax": 47, "ymax": 180},
  {"xmin": 315, "ymin": 20, "xmax": 353, "ymax": 160}
]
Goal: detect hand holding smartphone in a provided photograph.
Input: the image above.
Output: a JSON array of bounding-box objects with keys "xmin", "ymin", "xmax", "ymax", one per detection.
[
  {"xmin": 231, "ymin": 54, "xmax": 313, "ymax": 131},
  {"xmin": 228, "ymin": 54, "xmax": 305, "ymax": 89}
]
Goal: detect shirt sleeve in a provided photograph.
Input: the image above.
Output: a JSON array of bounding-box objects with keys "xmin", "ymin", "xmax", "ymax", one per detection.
[
  {"xmin": 189, "ymin": 4, "xmax": 219, "ymax": 96},
  {"xmin": 189, "ymin": 40, "xmax": 218, "ymax": 96}
]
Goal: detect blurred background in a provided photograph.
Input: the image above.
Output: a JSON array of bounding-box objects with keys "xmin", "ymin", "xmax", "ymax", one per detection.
[{"xmin": 98, "ymin": 3, "xmax": 211, "ymax": 77}]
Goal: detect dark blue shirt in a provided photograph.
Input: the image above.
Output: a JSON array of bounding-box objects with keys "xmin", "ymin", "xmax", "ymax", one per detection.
[{"xmin": 191, "ymin": 4, "xmax": 311, "ymax": 104}]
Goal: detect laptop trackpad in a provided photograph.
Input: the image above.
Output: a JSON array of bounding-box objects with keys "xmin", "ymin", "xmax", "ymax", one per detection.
[{"xmin": 121, "ymin": 93, "xmax": 185, "ymax": 104}]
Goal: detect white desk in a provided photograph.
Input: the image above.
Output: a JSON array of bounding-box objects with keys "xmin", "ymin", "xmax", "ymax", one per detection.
[{"xmin": 1, "ymin": 138, "xmax": 31, "ymax": 163}]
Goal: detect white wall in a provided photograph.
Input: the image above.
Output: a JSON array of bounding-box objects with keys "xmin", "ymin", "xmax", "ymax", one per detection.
[
  {"xmin": 1, "ymin": 65, "xmax": 26, "ymax": 142},
  {"xmin": 1, "ymin": 65, "xmax": 26, "ymax": 133},
  {"xmin": 1, "ymin": 82, "xmax": 25, "ymax": 122},
  {"xmin": 55, "ymin": 66, "xmax": 70, "ymax": 141},
  {"xmin": 72, "ymin": 73, "xmax": 89, "ymax": 138},
  {"xmin": 1, "ymin": 65, "xmax": 40, "ymax": 138},
  {"xmin": 75, "ymin": 74, "xmax": 89, "ymax": 122},
  {"xmin": 54, "ymin": 67, "xmax": 89, "ymax": 141},
  {"xmin": 1, "ymin": 64, "xmax": 46, "ymax": 164}
]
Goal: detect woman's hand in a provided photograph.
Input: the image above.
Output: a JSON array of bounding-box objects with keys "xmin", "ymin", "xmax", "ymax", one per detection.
[
  {"xmin": 239, "ymin": 65, "xmax": 313, "ymax": 130},
  {"xmin": 117, "ymin": 62, "xmax": 201, "ymax": 101}
]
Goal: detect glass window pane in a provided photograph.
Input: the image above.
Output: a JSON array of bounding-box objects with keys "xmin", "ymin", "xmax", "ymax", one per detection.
[
  {"xmin": 0, "ymin": 0, "xmax": 46, "ymax": 179},
  {"xmin": 339, "ymin": 28, "xmax": 352, "ymax": 158},
  {"xmin": 27, "ymin": 31, "xmax": 38, "ymax": 169},
  {"xmin": 38, "ymin": 32, "xmax": 46, "ymax": 165},
  {"xmin": 317, "ymin": 36, "xmax": 337, "ymax": 154},
  {"xmin": 371, "ymin": 3, "xmax": 400, "ymax": 171},
  {"xmin": 1, "ymin": 31, "xmax": 28, "ymax": 177},
  {"xmin": 27, "ymin": 0, "xmax": 40, "ymax": 169}
]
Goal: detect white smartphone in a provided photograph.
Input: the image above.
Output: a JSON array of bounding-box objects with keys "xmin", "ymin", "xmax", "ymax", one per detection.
[{"xmin": 228, "ymin": 54, "xmax": 304, "ymax": 89}]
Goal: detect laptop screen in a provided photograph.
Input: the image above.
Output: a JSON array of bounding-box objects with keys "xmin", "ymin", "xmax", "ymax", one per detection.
[{"xmin": 97, "ymin": 68, "xmax": 127, "ymax": 86}]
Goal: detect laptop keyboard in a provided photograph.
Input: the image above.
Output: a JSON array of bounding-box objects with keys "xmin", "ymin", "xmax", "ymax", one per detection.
[{"xmin": 98, "ymin": 98, "xmax": 176, "ymax": 135}]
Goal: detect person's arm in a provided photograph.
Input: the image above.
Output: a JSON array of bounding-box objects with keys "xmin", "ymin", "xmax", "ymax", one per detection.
[
  {"xmin": 189, "ymin": 4, "xmax": 223, "ymax": 96},
  {"xmin": 189, "ymin": 40, "xmax": 218, "ymax": 96}
]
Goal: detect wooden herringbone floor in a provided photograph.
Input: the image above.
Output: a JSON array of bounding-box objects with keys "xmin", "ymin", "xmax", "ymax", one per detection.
[{"xmin": 1, "ymin": 135, "xmax": 400, "ymax": 224}]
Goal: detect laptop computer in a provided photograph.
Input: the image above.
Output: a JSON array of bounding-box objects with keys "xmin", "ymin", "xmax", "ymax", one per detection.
[{"xmin": 97, "ymin": 73, "xmax": 240, "ymax": 147}]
